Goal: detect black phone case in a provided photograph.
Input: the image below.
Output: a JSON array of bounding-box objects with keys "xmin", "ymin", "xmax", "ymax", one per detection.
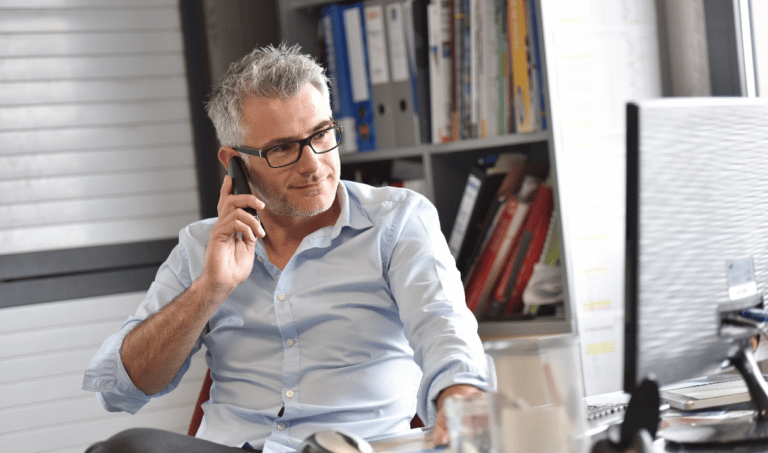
[{"xmin": 228, "ymin": 158, "xmax": 259, "ymax": 218}]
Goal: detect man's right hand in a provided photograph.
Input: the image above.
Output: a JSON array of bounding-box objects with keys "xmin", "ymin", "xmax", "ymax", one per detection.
[{"xmin": 199, "ymin": 175, "xmax": 266, "ymax": 298}]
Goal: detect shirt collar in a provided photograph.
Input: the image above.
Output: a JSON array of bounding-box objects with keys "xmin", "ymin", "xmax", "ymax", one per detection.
[
  {"xmin": 255, "ymin": 181, "xmax": 374, "ymax": 256},
  {"xmin": 329, "ymin": 180, "xmax": 374, "ymax": 237}
]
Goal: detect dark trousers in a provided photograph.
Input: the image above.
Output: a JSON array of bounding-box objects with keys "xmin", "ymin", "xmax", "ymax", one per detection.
[{"xmin": 85, "ymin": 428, "xmax": 261, "ymax": 453}]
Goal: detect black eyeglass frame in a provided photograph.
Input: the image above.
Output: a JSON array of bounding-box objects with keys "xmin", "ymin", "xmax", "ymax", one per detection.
[{"xmin": 233, "ymin": 122, "xmax": 343, "ymax": 168}]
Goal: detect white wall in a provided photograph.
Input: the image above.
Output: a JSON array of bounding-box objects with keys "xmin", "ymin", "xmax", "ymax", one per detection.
[
  {"xmin": 539, "ymin": 0, "xmax": 663, "ymax": 395},
  {"xmin": 0, "ymin": 292, "xmax": 207, "ymax": 453}
]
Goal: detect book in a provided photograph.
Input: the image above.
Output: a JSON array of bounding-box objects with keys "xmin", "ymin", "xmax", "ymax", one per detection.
[
  {"xmin": 460, "ymin": 154, "xmax": 530, "ymax": 284},
  {"xmin": 363, "ymin": 0, "xmax": 398, "ymax": 150},
  {"xmin": 487, "ymin": 184, "xmax": 554, "ymax": 317},
  {"xmin": 525, "ymin": 0, "xmax": 547, "ymax": 130},
  {"xmin": 449, "ymin": 0, "xmax": 460, "ymax": 141},
  {"xmin": 463, "ymin": 194, "xmax": 525, "ymax": 316},
  {"xmin": 507, "ymin": 0, "xmax": 534, "ymax": 133},
  {"xmin": 321, "ymin": 6, "xmax": 356, "ymax": 154},
  {"xmin": 448, "ymin": 152, "xmax": 528, "ymax": 276},
  {"xmin": 403, "ymin": 0, "xmax": 432, "ymax": 145},
  {"xmin": 478, "ymin": 0, "xmax": 500, "ymax": 138},
  {"xmin": 496, "ymin": 0, "xmax": 511, "ymax": 135},
  {"xmin": 321, "ymin": 3, "xmax": 377, "ymax": 152},
  {"xmin": 427, "ymin": 0, "xmax": 454, "ymax": 143},
  {"xmin": 384, "ymin": 0, "xmax": 420, "ymax": 147},
  {"xmin": 522, "ymin": 212, "xmax": 563, "ymax": 315},
  {"xmin": 462, "ymin": 176, "xmax": 538, "ymax": 317}
]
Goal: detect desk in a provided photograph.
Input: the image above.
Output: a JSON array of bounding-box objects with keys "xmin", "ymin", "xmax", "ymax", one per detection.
[
  {"xmin": 654, "ymin": 408, "xmax": 768, "ymax": 453},
  {"xmin": 366, "ymin": 412, "xmax": 768, "ymax": 453},
  {"xmin": 368, "ymin": 428, "xmax": 437, "ymax": 453}
]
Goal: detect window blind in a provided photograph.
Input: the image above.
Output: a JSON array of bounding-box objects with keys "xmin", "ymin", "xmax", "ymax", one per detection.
[
  {"xmin": 0, "ymin": 0, "xmax": 202, "ymax": 305},
  {"xmin": 0, "ymin": 0, "xmax": 200, "ymax": 256}
]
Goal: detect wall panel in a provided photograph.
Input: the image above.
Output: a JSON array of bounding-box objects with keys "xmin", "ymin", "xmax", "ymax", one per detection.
[{"xmin": 0, "ymin": 293, "xmax": 207, "ymax": 453}]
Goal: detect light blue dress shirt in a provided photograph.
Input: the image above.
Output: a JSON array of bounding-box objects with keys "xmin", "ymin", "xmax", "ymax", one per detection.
[{"xmin": 83, "ymin": 181, "xmax": 493, "ymax": 452}]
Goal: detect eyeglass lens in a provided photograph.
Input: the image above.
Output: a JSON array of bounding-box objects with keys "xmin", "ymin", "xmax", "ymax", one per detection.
[{"xmin": 266, "ymin": 126, "xmax": 341, "ymax": 167}]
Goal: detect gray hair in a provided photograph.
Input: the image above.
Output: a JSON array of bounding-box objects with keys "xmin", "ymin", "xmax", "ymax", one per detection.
[{"xmin": 206, "ymin": 43, "xmax": 331, "ymax": 148}]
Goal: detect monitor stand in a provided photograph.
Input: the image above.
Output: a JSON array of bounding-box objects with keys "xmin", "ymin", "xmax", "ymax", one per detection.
[
  {"xmin": 591, "ymin": 379, "xmax": 659, "ymax": 453},
  {"xmin": 662, "ymin": 346, "xmax": 768, "ymax": 445}
]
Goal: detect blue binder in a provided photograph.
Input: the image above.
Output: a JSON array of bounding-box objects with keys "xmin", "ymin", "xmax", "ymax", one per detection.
[{"xmin": 321, "ymin": 3, "xmax": 377, "ymax": 152}]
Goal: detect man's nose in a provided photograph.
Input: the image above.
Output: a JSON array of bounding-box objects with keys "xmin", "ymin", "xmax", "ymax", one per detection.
[{"xmin": 295, "ymin": 143, "xmax": 322, "ymax": 172}]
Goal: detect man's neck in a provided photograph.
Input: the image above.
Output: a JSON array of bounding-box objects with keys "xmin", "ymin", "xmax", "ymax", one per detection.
[{"xmin": 260, "ymin": 197, "xmax": 341, "ymax": 270}]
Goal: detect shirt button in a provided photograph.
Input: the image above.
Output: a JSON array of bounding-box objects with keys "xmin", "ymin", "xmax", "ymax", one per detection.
[
  {"xmin": 277, "ymin": 423, "xmax": 286, "ymax": 430},
  {"xmin": 286, "ymin": 338, "xmax": 295, "ymax": 347},
  {"xmin": 278, "ymin": 294, "xmax": 287, "ymax": 301},
  {"xmin": 286, "ymin": 390, "xmax": 294, "ymax": 398},
  {"xmin": 256, "ymin": 256, "xmax": 263, "ymax": 262}
]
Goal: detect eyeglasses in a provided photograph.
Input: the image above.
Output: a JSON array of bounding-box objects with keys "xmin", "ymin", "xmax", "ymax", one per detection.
[{"xmin": 233, "ymin": 122, "xmax": 343, "ymax": 168}]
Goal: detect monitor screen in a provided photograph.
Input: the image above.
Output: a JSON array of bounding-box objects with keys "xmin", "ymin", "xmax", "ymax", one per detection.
[{"xmin": 623, "ymin": 97, "xmax": 768, "ymax": 445}]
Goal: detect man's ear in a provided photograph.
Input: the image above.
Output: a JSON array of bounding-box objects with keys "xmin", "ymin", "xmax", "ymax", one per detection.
[{"xmin": 218, "ymin": 146, "xmax": 238, "ymax": 169}]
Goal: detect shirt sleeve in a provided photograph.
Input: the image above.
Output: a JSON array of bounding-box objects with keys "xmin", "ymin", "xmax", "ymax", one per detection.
[
  {"xmin": 384, "ymin": 193, "xmax": 496, "ymax": 425},
  {"xmin": 82, "ymin": 234, "xmax": 206, "ymax": 414}
]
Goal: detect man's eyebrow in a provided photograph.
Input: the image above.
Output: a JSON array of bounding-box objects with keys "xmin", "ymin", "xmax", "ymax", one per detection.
[{"xmin": 259, "ymin": 119, "xmax": 335, "ymax": 149}]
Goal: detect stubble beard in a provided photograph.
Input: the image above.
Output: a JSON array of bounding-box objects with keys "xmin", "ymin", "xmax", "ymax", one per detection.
[{"xmin": 248, "ymin": 171, "xmax": 338, "ymax": 218}]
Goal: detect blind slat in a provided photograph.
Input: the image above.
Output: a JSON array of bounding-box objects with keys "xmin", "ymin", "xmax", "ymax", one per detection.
[
  {"xmin": 0, "ymin": 54, "xmax": 186, "ymax": 81},
  {"xmin": 0, "ymin": 123, "xmax": 193, "ymax": 153},
  {"xmin": 0, "ymin": 191, "xmax": 199, "ymax": 229},
  {"xmin": 0, "ymin": 9, "xmax": 179, "ymax": 33},
  {"xmin": 0, "ymin": 77, "xmax": 188, "ymax": 106},
  {"xmin": 1, "ymin": 99, "xmax": 190, "ymax": 130},
  {"xmin": 0, "ymin": 31, "xmax": 183, "ymax": 57},
  {"xmin": 0, "ymin": 168, "xmax": 197, "ymax": 203},
  {"xmin": 0, "ymin": 145, "xmax": 195, "ymax": 179},
  {"xmin": 0, "ymin": 212, "xmax": 200, "ymax": 255}
]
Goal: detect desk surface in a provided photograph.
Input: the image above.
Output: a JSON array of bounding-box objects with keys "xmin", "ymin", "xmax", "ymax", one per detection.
[
  {"xmin": 368, "ymin": 428, "xmax": 438, "ymax": 453},
  {"xmin": 367, "ymin": 412, "xmax": 768, "ymax": 453}
]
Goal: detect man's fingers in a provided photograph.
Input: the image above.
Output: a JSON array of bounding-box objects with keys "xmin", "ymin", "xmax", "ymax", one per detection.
[
  {"xmin": 432, "ymin": 422, "xmax": 449, "ymax": 446},
  {"xmin": 218, "ymin": 175, "xmax": 265, "ymax": 218}
]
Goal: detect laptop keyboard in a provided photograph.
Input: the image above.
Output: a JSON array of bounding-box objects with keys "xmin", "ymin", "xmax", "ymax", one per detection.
[{"xmin": 586, "ymin": 402, "xmax": 628, "ymax": 423}]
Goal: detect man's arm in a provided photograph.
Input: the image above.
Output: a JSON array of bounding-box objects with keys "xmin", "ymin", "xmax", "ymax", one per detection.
[
  {"xmin": 385, "ymin": 194, "xmax": 494, "ymax": 429},
  {"xmin": 121, "ymin": 176, "xmax": 264, "ymax": 395}
]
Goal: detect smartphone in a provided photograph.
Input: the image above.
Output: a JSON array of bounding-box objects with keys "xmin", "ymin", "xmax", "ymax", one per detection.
[{"xmin": 227, "ymin": 157, "xmax": 262, "ymax": 225}]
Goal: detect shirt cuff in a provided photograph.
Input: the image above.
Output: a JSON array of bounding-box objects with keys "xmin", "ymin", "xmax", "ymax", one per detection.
[{"xmin": 82, "ymin": 322, "xmax": 151, "ymax": 414}]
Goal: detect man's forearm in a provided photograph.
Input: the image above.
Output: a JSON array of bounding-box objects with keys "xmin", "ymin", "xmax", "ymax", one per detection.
[{"xmin": 121, "ymin": 277, "xmax": 229, "ymax": 395}]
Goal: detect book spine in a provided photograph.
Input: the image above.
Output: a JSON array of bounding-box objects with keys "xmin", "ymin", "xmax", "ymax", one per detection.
[
  {"xmin": 507, "ymin": 0, "xmax": 533, "ymax": 133},
  {"xmin": 322, "ymin": 4, "xmax": 358, "ymax": 153},
  {"xmin": 448, "ymin": 171, "xmax": 482, "ymax": 259},
  {"xmin": 487, "ymin": 184, "xmax": 553, "ymax": 317},
  {"xmin": 343, "ymin": 3, "xmax": 377, "ymax": 151},
  {"xmin": 504, "ymin": 191, "xmax": 553, "ymax": 314},
  {"xmin": 526, "ymin": 0, "xmax": 547, "ymax": 130},
  {"xmin": 463, "ymin": 195, "xmax": 521, "ymax": 316}
]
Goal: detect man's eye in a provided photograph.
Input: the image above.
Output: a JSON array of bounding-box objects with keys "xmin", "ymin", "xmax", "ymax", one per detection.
[{"xmin": 272, "ymin": 143, "xmax": 293, "ymax": 153}]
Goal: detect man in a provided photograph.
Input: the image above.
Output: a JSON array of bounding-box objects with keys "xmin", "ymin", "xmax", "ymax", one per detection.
[{"xmin": 83, "ymin": 44, "xmax": 493, "ymax": 453}]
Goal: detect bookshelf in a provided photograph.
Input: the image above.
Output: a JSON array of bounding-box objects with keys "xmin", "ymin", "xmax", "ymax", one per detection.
[{"xmin": 276, "ymin": 0, "xmax": 571, "ymax": 338}]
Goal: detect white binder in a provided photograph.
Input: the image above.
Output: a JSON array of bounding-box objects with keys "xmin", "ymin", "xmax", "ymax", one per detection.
[
  {"xmin": 363, "ymin": 0, "xmax": 398, "ymax": 150},
  {"xmin": 384, "ymin": 0, "xmax": 419, "ymax": 148}
]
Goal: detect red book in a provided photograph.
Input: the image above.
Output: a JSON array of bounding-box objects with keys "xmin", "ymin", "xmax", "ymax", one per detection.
[
  {"xmin": 505, "ymin": 199, "xmax": 553, "ymax": 314},
  {"xmin": 463, "ymin": 190, "xmax": 533, "ymax": 318},
  {"xmin": 487, "ymin": 185, "xmax": 553, "ymax": 317}
]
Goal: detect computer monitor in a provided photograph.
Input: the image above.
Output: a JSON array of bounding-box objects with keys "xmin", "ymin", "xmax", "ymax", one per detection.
[{"xmin": 624, "ymin": 97, "xmax": 768, "ymax": 446}]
